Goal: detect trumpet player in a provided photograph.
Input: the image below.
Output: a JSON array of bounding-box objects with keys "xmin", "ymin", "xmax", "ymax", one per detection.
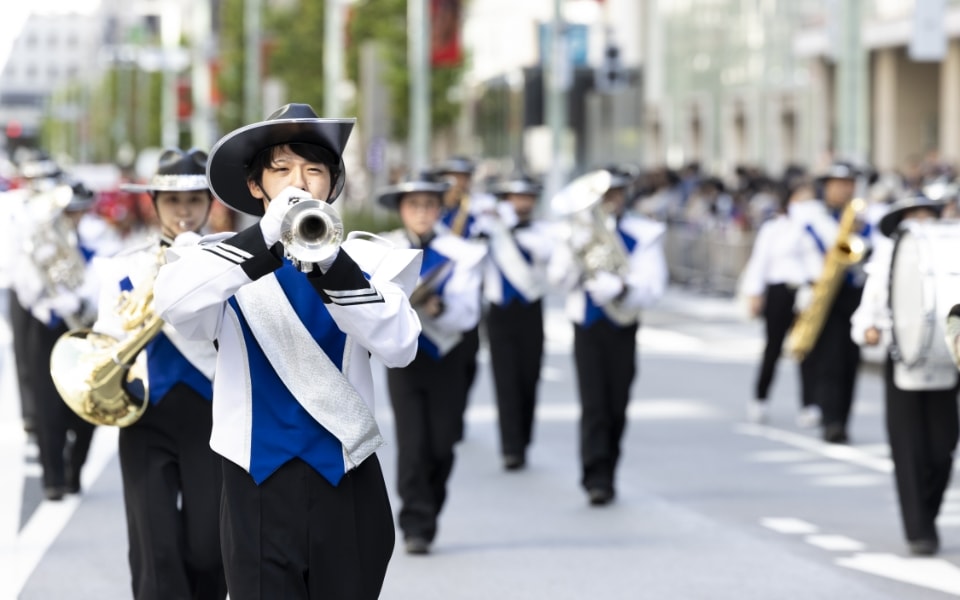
[
  {"xmin": 476, "ymin": 173, "xmax": 553, "ymax": 470},
  {"xmin": 547, "ymin": 166, "xmax": 667, "ymax": 506},
  {"xmin": 376, "ymin": 172, "xmax": 486, "ymax": 555},
  {"xmin": 153, "ymin": 104, "xmax": 421, "ymax": 600},
  {"xmin": 9, "ymin": 168, "xmax": 100, "ymax": 502},
  {"xmin": 93, "ymin": 148, "xmax": 226, "ymax": 599},
  {"xmin": 851, "ymin": 195, "xmax": 957, "ymax": 556}
]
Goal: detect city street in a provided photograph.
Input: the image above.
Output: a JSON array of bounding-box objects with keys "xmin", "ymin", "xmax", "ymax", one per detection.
[{"xmin": 3, "ymin": 287, "xmax": 960, "ymax": 599}]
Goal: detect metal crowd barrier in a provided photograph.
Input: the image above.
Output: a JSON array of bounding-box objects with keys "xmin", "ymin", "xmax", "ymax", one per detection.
[{"xmin": 663, "ymin": 221, "xmax": 756, "ymax": 296}]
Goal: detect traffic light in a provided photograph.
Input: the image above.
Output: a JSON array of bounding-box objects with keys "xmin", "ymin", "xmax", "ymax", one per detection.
[{"xmin": 595, "ymin": 43, "xmax": 627, "ymax": 92}]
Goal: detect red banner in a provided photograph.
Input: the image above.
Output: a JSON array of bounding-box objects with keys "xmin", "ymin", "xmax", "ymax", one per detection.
[{"xmin": 431, "ymin": 0, "xmax": 462, "ymax": 67}]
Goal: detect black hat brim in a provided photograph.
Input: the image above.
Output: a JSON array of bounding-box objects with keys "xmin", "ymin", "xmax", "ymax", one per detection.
[
  {"xmin": 879, "ymin": 197, "xmax": 944, "ymax": 237},
  {"xmin": 377, "ymin": 181, "xmax": 449, "ymax": 211},
  {"xmin": 207, "ymin": 117, "xmax": 355, "ymax": 216}
]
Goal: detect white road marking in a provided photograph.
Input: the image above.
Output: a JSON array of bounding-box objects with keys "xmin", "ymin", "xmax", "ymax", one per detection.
[
  {"xmin": 746, "ymin": 449, "xmax": 816, "ymax": 463},
  {"xmin": 837, "ymin": 553, "xmax": 960, "ymax": 596},
  {"xmin": 760, "ymin": 517, "xmax": 819, "ymax": 535},
  {"xmin": 735, "ymin": 423, "xmax": 894, "ymax": 474},
  {"xmin": 808, "ymin": 474, "xmax": 889, "ymax": 488},
  {"xmin": 804, "ymin": 535, "xmax": 866, "ymax": 552},
  {"xmin": 785, "ymin": 462, "xmax": 856, "ymax": 476}
]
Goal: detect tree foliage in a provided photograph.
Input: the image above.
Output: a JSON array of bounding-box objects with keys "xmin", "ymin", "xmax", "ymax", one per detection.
[{"xmin": 346, "ymin": 0, "xmax": 465, "ymax": 140}]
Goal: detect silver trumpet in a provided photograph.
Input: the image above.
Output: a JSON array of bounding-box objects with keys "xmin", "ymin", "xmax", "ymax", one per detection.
[{"xmin": 279, "ymin": 198, "xmax": 344, "ymax": 272}]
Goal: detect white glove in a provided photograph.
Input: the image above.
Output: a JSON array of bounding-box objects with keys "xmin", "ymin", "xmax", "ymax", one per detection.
[
  {"xmin": 569, "ymin": 226, "xmax": 592, "ymax": 252},
  {"xmin": 172, "ymin": 231, "xmax": 202, "ymax": 247},
  {"xmin": 794, "ymin": 284, "xmax": 813, "ymax": 312},
  {"xmin": 260, "ymin": 186, "xmax": 309, "ymax": 246},
  {"xmin": 37, "ymin": 291, "xmax": 81, "ymax": 322},
  {"xmin": 472, "ymin": 213, "xmax": 498, "ymax": 237},
  {"xmin": 584, "ymin": 270, "xmax": 625, "ymax": 306},
  {"xmin": 497, "ymin": 202, "xmax": 519, "ymax": 229}
]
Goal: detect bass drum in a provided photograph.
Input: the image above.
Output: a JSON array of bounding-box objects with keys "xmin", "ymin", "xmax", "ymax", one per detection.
[{"xmin": 889, "ymin": 220, "xmax": 960, "ymax": 390}]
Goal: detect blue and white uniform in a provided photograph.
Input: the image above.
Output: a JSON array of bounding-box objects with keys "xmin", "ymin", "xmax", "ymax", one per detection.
[{"xmin": 154, "ymin": 225, "xmax": 422, "ymax": 484}]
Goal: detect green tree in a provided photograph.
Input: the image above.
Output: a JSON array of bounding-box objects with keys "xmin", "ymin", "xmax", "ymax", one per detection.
[{"xmin": 347, "ymin": 0, "xmax": 465, "ymax": 141}]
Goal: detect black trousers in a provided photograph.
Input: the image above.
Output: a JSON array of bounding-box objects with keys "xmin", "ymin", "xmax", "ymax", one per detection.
[
  {"xmin": 9, "ymin": 292, "xmax": 36, "ymax": 431},
  {"xmin": 119, "ymin": 383, "xmax": 226, "ymax": 600},
  {"xmin": 754, "ymin": 283, "xmax": 797, "ymax": 402},
  {"xmin": 486, "ymin": 299, "xmax": 544, "ymax": 458},
  {"xmin": 26, "ymin": 313, "xmax": 95, "ymax": 491},
  {"xmin": 884, "ymin": 359, "xmax": 960, "ymax": 543},
  {"xmin": 573, "ymin": 319, "xmax": 638, "ymax": 492},
  {"xmin": 387, "ymin": 347, "xmax": 468, "ymax": 542},
  {"xmin": 805, "ymin": 284, "xmax": 863, "ymax": 432},
  {"xmin": 220, "ymin": 456, "xmax": 394, "ymax": 600}
]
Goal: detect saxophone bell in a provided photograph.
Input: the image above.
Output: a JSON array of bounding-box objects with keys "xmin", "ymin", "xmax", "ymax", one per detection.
[{"xmin": 279, "ymin": 198, "xmax": 344, "ymax": 272}]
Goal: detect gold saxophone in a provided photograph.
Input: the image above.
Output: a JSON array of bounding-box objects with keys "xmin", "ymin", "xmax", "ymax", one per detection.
[
  {"xmin": 786, "ymin": 197, "xmax": 868, "ymax": 360},
  {"xmin": 50, "ymin": 249, "xmax": 166, "ymax": 427}
]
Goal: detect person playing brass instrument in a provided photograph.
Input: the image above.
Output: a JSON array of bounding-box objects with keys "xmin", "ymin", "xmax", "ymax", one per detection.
[
  {"xmin": 476, "ymin": 172, "xmax": 553, "ymax": 470},
  {"xmin": 851, "ymin": 194, "xmax": 957, "ymax": 556},
  {"xmin": 547, "ymin": 165, "xmax": 667, "ymax": 506},
  {"xmin": 376, "ymin": 171, "xmax": 486, "ymax": 555},
  {"xmin": 153, "ymin": 104, "xmax": 421, "ymax": 600},
  {"xmin": 92, "ymin": 148, "xmax": 226, "ymax": 599},
  {"xmin": 8, "ymin": 156, "xmax": 100, "ymax": 501},
  {"xmin": 794, "ymin": 161, "xmax": 872, "ymax": 443}
]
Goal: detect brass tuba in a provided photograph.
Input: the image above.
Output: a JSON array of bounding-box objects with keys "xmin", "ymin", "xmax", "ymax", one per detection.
[
  {"xmin": 786, "ymin": 197, "xmax": 868, "ymax": 360},
  {"xmin": 50, "ymin": 253, "xmax": 166, "ymax": 427}
]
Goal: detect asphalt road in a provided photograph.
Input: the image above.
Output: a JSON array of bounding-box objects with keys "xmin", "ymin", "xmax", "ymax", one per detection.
[{"xmin": 3, "ymin": 287, "xmax": 960, "ymax": 599}]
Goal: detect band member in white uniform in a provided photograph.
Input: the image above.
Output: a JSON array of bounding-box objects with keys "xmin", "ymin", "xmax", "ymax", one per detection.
[
  {"xmin": 796, "ymin": 161, "xmax": 871, "ymax": 443},
  {"xmin": 547, "ymin": 167, "xmax": 668, "ymax": 506},
  {"xmin": 852, "ymin": 195, "xmax": 958, "ymax": 556},
  {"xmin": 10, "ymin": 176, "xmax": 100, "ymax": 500},
  {"xmin": 740, "ymin": 181, "xmax": 820, "ymax": 426},
  {"xmin": 377, "ymin": 172, "xmax": 486, "ymax": 554},
  {"xmin": 153, "ymin": 104, "xmax": 422, "ymax": 600},
  {"xmin": 477, "ymin": 173, "xmax": 553, "ymax": 470},
  {"xmin": 93, "ymin": 148, "xmax": 226, "ymax": 599}
]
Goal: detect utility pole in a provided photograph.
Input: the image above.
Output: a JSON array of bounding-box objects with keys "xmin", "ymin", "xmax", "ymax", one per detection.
[
  {"xmin": 324, "ymin": 0, "xmax": 345, "ymax": 117},
  {"xmin": 191, "ymin": 0, "xmax": 215, "ymax": 149},
  {"xmin": 245, "ymin": 0, "xmax": 263, "ymax": 123},
  {"xmin": 161, "ymin": 3, "xmax": 181, "ymax": 149},
  {"xmin": 835, "ymin": 0, "xmax": 867, "ymax": 161},
  {"xmin": 408, "ymin": 0, "xmax": 431, "ymax": 174},
  {"xmin": 544, "ymin": 0, "xmax": 568, "ymax": 204}
]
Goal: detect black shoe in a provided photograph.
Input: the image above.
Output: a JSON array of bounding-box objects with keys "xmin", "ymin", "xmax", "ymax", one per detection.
[
  {"xmin": 909, "ymin": 538, "xmax": 939, "ymax": 556},
  {"xmin": 404, "ymin": 536, "xmax": 431, "ymax": 555},
  {"xmin": 823, "ymin": 424, "xmax": 849, "ymax": 444},
  {"xmin": 43, "ymin": 486, "xmax": 64, "ymax": 502},
  {"xmin": 503, "ymin": 454, "xmax": 526, "ymax": 471},
  {"xmin": 587, "ymin": 487, "xmax": 614, "ymax": 506}
]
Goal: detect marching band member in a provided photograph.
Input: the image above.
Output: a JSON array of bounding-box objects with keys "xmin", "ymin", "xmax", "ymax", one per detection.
[
  {"xmin": 796, "ymin": 161, "xmax": 872, "ymax": 443},
  {"xmin": 153, "ymin": 104, "xmax": 421, "ymax": 600},
  {"xmin": 547, "ymin": 167, "xmax": 668, "ymax": 506},
  {"xmin": 92, "ymin": 148, "xmax": 226, "ymax": 599},
  {"xmin": 853, "ymin": 195, "xmax": 958, "ymax": 556},
  {"xmin": 740, "ymin": 181, "xmax": 820, "ymax": 426},
  {"xmin": 10, "ymin": 173, "xmax": 100, "ymax": 501},
  {"xmin": 432, "ymin": 156, "xmax": 495, "ymax": 427},
  {"xmin": 477, "ymin": 173, "xmax": 553, "ymax": 470},
  {"xmin": 377, "ymin": 172, "xmax": 486, "ymax": 555}
]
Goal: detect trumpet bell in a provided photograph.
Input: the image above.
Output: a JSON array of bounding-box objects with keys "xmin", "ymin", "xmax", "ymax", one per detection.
[
  {"xmin": 50, "ymin": 330, "xmax": 149, "ymax": 427},
  {"xmin": 280, "ymin": 199, "xmax": 344, "ymax": 272}
]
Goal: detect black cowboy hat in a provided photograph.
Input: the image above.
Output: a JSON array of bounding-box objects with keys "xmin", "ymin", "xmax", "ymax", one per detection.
[
  {"xmin": 816, "ymin": 160, "xmax": 859, "ymax": 183},
  {"xmin": 64, "ymin": 179, "xmax": 96, "ymax": 212},
  {"xmin": 878, "ymin": 194, "xmax": 944, "ymax": 237},
  {"xmin": 207, "ymin": 103, "xmax": 355, "ymax": 216},
  {"xmin": 121, "ymin": 148, "xmax": 209, "ymax": 193},
  {"xmin": 376, "ymin": 172, "xmax": 450, "ymax": 211},
  {"xmin": 489, "ymin": 173, "xmax": 542, "ymax": 198},
  {"xmin": 597, "ymin": 164, "xmax": 636, "ymax": 190}
]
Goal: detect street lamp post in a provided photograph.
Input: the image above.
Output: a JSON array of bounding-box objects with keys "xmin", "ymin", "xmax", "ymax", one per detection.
[
  {"xmin": 245, "ymin": 0, "xmax": 263, "ymax": 123},
  {"xmin": 544, "ymin": 0, "xmax": 568, "ymax": 204},
  {"xmin": 408, "ymin": 0, "xmax": 431, "ymax": 174},
  {"xmin": 324, "ymin": 0, "xmax": 345, "ymax": 117}
]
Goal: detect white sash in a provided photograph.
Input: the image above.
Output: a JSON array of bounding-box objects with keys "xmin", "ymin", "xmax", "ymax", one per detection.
[
  {"xmin": 490, "ymin": 226, "xmax": 543, "ymax": 302},
  {"xmin": 235, "ymin": 274, "xmax": 383, "ymax": 470}
]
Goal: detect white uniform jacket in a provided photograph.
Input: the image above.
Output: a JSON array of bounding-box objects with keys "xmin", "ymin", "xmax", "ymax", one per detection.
[
  {"xmin": 382, "ymin": 227, "xmax": 485, "ymax": 358},
  {"xmin": 547, "ymin": 212, "xmax": 668, "ymax": 327},
  {"xmin": 153, "ymin": 225, "xmax": 422, "ymax": 485},
  {"xmin": 92, "ymin": 235, "xmax": 218, "ymax": 405},
  {"xmin": 793, "ymin": 199, "xmax": 872, "ymax": 288},
  {"xmin": 739, "ymin": 213, "xmax": 807, "ymax": 297},
  {"xmin": 851, "ymin": 235, "xmax": 958, "ymax": 390},
  {"xmin": 481, "ymin": 206, "xmax": 553, "ymax": 306}
]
